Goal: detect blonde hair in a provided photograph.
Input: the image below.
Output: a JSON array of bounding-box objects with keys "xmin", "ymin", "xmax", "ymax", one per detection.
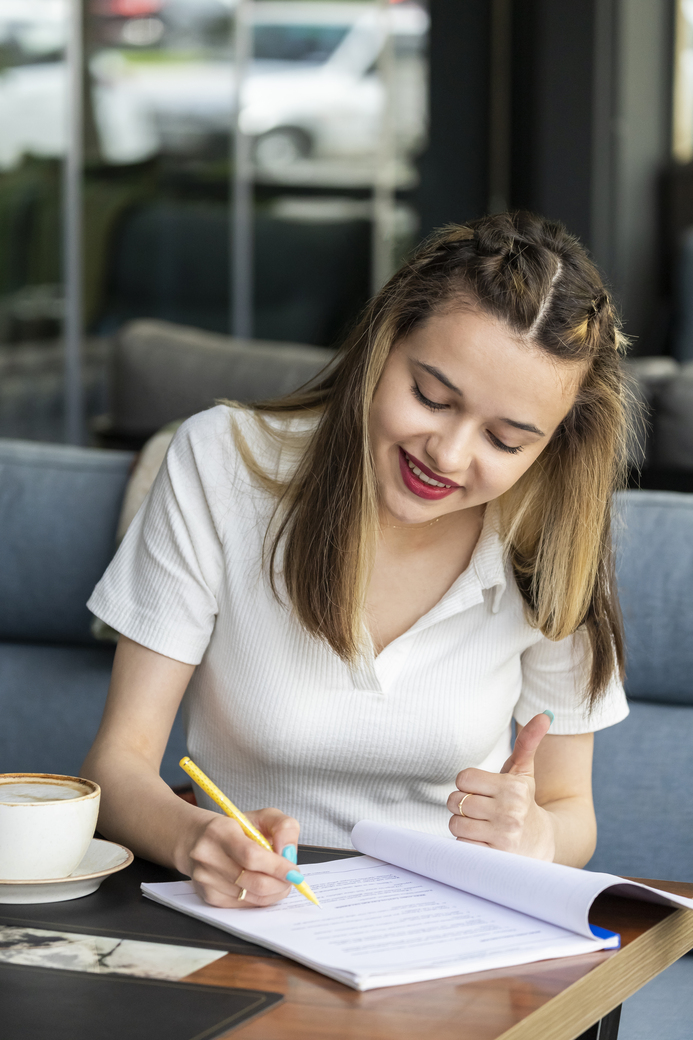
[{"xmin": 232, "ymin": 212, "xmax": 634, "ymax": 707}]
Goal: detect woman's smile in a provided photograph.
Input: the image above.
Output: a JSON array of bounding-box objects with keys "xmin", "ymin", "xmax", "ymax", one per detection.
[{"xmin": 398, "ymin": 448, "xmax": 461, "ymax": 500}]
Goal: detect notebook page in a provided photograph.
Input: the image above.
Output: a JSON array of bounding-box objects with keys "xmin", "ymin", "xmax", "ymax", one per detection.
[
  {"xmin": 351, "ymin": 822, "xmax": 617, "ymax": 938},
  {"xmin": 351, "ymin": 823, "xmax": 693, "ymax": 938},
  {"xmin": 142, "ymin": 857, "xmax": 618, "ymax": 991}
]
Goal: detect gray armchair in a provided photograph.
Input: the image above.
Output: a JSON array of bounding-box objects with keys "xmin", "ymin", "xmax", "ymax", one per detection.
[{"xmin": 103, "ymin": 319, "xmax": 335, "ymax": 446}]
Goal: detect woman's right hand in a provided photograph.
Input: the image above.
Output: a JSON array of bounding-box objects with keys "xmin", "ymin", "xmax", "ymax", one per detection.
[{"xmin": 185, "ymin": 807, "xmax": 303, "ymax": 908}]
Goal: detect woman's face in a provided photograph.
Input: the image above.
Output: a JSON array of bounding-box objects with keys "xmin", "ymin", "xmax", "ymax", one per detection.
[{"xmin": 369, "ymin": 307, "xmax": 583, "ymax": 524}]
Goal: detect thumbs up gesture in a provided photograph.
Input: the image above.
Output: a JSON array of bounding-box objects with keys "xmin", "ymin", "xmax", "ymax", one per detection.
[
  {"xmin": 500, "ymin": 710, "xmax": 553, "ymax": 777},
  {"xmin": 446, "ymin": 711, "xmax": 556, "ymax": 860}
]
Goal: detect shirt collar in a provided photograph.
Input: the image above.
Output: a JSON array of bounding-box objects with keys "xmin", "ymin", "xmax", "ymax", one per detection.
[
  {"xmin": 352, "ymin": 507, "xmax": 510, "ymax": 686},
  {"xmin": 471, "ymin": 505, "xmax": 508, "ymax": 614}
]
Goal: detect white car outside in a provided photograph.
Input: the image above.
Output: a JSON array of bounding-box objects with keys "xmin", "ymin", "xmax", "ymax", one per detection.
[
  {"xmin": 0, "ymin": 0, "xmax": 428, "ymax": 173},
  {"xmin": 239, "ymin": 3, "xmax": 428, "ymax": 168}
]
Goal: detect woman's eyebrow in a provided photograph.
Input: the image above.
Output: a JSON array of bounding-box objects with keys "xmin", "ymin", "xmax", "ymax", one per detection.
[
  {"xmin": 501, "ymin": 418, "xmax": 545, "ymax": 437},
  {"xmin": 411, "ymin": 358, "xmax": 545, "ymax": 437},
  {"xmin": 412, "ymin": 359, "xmax": 461, "ymax": 394}
]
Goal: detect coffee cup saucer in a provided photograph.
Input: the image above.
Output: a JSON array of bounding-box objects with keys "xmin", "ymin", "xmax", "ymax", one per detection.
[{"xmin": 0, "ymin": 838, "xmax": 133, "ymax": 904}]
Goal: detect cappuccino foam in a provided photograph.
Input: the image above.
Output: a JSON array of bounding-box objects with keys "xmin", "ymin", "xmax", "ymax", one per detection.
[{"xmin": 0, "ymin": 782, "xmax": 83, "ymax": 804}]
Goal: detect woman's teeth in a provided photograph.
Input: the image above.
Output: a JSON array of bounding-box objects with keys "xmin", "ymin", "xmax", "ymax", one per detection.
[{"xmin": 405, "ymin": 454, "xmax": 453, "ymax": 488}]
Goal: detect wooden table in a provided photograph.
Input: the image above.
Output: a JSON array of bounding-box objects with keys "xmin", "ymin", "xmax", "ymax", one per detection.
[
  {"xmin": 4, "ymin": 846, "xmax": 689, "ymax": 1040},
  {"xmin": 183, "ymin": 869, "xmax": 693, "ymax": 1040}
]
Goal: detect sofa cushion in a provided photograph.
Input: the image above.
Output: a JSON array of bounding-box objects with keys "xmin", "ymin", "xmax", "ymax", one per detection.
[
  {"xmin": 0, "ymin": 643, "xmax": 187, "ymax": 787},
  {"xmin": 110, "ymin": 319, "xmax": 335, "ymax": 438},
  {"xmin": 0, "ymin": 440, "xmax": 134, "ymax": 644},
  {"xmin": 651, "ymin": 362, "xmax": 693, "ymax": 469},
  {"xmin": 589, "ymin": 700, "xmax": 693, "ymax": 881},
  {"xmin": 616, "ymin": 490, "xmax": 693, "ymax": 704}
]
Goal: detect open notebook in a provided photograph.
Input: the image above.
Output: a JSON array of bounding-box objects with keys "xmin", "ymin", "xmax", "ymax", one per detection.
[{"xmin": 142, "ymin": 822, "xmax": 693, "ymax": 991}]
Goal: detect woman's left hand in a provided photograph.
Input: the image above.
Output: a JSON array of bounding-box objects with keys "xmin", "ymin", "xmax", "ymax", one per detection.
[{"xmin": 447, "ymin": 712, "xmax": 556, "ymax": 860}]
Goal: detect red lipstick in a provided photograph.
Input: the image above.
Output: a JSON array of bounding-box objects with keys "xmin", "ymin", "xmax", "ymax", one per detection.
[{"xmin": 398, "ymin": 448, "xmax": 461, "ymax": 501}]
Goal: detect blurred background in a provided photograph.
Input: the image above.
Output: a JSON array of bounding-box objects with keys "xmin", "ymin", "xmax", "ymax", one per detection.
[{"xmin": 1, "ymin": 0, "xmax": 693, "ymax": 489}]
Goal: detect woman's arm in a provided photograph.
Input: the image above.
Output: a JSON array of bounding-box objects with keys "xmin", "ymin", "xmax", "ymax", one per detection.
[
  {"xmin": 81, "ymin": 635, "xmax": 302, "ymax": 906},
  {"xmin": 446, "ymin": 714, "xmax": 597, "ymax": 867}
]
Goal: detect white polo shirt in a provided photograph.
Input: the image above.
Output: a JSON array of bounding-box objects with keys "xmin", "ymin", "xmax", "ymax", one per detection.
[{"xmin": 88, "ymin": 405, "xmax": 629, "ymax": 848}]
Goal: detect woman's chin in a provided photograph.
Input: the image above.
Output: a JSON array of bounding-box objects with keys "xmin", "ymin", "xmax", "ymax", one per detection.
[
  {"xmin": 379, "ymin": 496, "xmax": 444, "ymax": 527},
  {"xmin": 379, "ymin": 492, "xmax": 484, "ymax": 529}
]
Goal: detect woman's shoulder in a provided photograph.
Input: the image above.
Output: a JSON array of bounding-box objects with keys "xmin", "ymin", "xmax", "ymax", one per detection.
[
  {"xmin": 164, "ymin": 404, "xmax": 238, "ymax": 479},
  {"xmin": 174, "ymin": 402, "xmax": 243, "ymax": 442},
  {"xmin": 171, "ymin": 403, "xmax": 317, "ymax": 488}
]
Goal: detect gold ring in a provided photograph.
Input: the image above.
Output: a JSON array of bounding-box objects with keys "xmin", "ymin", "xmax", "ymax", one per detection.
[
  {"xmin": 458, "ymin": 793, "xmax": 471, "ymax": 817},
  {"xmin": 235, "ymin": 869, "xmax": 247, "ymax": 901}
]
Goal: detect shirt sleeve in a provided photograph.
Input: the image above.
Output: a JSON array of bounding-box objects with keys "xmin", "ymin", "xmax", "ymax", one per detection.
[
  {"xmin": 514, "ymin": 627, "xmax": 629, "ymax": 734},
  {"xmin": 87, "ymin": 409, "xmax": 229, "ymax": 665}
]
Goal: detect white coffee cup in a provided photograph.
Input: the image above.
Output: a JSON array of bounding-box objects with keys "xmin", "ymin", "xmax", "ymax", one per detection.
[{"xmin": 0, "ymin": 773, "xmax": 100, "ymax": 880}]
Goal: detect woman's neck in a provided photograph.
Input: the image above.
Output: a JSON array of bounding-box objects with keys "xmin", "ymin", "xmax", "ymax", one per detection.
[{"xmin": 366, "ymin": 504, "xmax": 487, "ymax": 653}]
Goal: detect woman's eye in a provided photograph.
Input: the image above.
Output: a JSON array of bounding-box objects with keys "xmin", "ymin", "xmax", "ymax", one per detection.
[
  {"xmin": 489, "ymin": 432, "xmax": 522, "ymax": 455},
  {"xmin": 410, "ymin": 383, "xmax": 522, "ymax": 454},
  {"xmin": 411, "ymin": 382, "xmax": 447, "ymax": 412}
]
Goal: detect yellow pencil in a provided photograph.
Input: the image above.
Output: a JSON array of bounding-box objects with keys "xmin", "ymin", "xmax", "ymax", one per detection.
[{"xmin": 179, "ymin": 756, "xmax": 320, "ymax": 907}]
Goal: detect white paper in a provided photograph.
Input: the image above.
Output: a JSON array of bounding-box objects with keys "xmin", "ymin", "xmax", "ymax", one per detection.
[
  {"xmin": 351, "ymin": 822, "xmax": 693, "ymax": 938},
  {"xmin": 142, "ymin": 855, "xmax": 618, "ymax": 991}
]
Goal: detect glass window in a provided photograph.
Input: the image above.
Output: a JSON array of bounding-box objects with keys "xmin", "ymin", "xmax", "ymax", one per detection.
[
  {"xmin": 0, "ymin": 0, "xmax": 429, "ymax": 445},
  {"xmin": 0, "ymin": 0, "xmax": 71, "ymax": 441},
  {"xmin": 674, "ymin": 0, "xmax": 693, "ymax": 161}
]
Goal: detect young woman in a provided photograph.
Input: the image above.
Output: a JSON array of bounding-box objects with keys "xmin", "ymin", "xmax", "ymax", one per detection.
[{"xmin": 83, "ymin": 212, "xmax": 631, "ymax": 910}]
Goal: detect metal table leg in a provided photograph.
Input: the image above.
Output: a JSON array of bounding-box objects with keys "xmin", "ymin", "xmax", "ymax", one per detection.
[{"xmin": 577, "ymin": 1004, "xmax": 622, "ymax": 1040}]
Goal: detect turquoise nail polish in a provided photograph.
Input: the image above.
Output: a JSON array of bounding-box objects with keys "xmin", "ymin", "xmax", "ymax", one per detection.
[
  {"xmin": 286, "ymin": 869, "xmax": 304, "ymax": 885},
  {"xmin": 282, "ymin": 844, "xmax": 297, "ymax": 864},
  {"xmin": 543, "ymin": 709, "xmax": 555, "ymax": 725}
]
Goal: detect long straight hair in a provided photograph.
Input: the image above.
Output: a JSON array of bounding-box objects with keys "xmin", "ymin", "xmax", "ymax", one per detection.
[{"xmin": 232, "ymin": 212, "xmax": 634, "ymax": 707}]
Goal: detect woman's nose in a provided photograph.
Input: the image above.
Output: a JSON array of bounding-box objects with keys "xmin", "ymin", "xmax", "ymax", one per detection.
[{"xmin": 426, "ymin": 422, "xmax": 475, "ymax": 478}]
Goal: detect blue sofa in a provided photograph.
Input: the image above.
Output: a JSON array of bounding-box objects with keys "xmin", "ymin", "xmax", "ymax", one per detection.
[
  {"xmin": 588, "ymin": 490, "xmax": 693, "ymax": 1040},
  {"xmin": 590, "ymin": 490, "xmax": 693, "ymax": 882},
  {"xmin": 0, "ymin": 438, "xmax": 186, "ymax": 784},
  {"xmin": 0, "ymin": 440, "xmax": 691, "ymax": 1037},
  {"xmin": 0, "ymin": 323, "xmax": 335, "ymax": 779}
]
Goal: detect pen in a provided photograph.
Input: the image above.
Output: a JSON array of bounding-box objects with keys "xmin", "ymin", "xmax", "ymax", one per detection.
[{"xmin": 179, "ymin": 756, "xmax": 320, "ymax": 907}]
